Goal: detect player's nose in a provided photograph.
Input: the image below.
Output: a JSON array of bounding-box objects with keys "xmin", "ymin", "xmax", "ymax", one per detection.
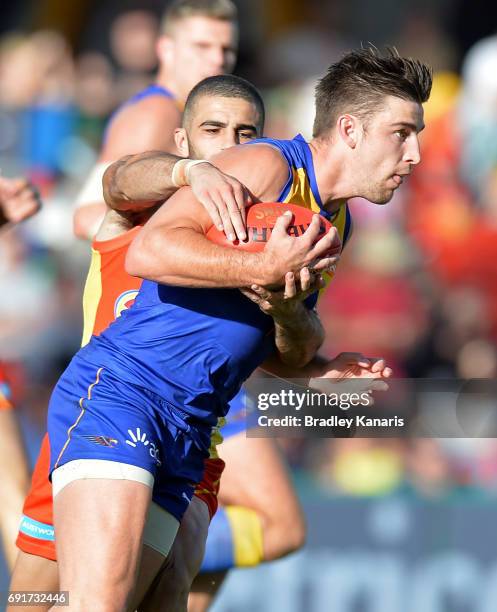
[
  {"xmin": 221, "ymin": 132, "xmax": 238, "ymax": 149},
  {"xmin": 403, "ymin": 136, "xmax": 421, "ymax": 165}
]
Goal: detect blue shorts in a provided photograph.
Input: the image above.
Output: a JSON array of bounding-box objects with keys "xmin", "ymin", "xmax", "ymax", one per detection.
[{"xmin": 47, "ymin": 357, "xmax": 210, "ymax": 522}]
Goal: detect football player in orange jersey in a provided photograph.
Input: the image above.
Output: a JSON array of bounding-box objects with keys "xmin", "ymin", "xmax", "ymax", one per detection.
[
  {"xmin": 0, "ymin": 176, "xmax": 41, "ymax": 569},
  {"xmin": 10, "ymin": 75, "xmax": 283, "ymax": 612}
]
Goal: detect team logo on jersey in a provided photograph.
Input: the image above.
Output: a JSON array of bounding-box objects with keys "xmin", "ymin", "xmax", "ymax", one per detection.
[
  {"xmin": 114, "ymin": 289, "xmax": 139, "ymax": 319},
  {"xmin": 125, "ymin": 427, "xmax": 162, "ymax": 466},
  {"xmin": 80, "ymin": 435, "xmax": 118, "ymax": 447}
]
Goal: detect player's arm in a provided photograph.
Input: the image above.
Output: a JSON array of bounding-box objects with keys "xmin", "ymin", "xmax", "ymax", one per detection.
[
  {"xmin": 103, "ymin": 151, "xmax": 250, "ymax": 240},
  {"xmin": 260, "ymin": 352, "xmax": 392, "ymax": 391},
  {"xmin": 241, "ymin": 270, "xmax": 325, "ymax": 367},
  {"xmin": 125, "ymin": 144, "xmax": 341, "ymax": 288},
  {"xmin": 73, "ymin": 96, "xmax": 181, "ymax": 240},
  {"xmin": 0, "ymin": 176, "xmax": 41, "ymax": 228}
]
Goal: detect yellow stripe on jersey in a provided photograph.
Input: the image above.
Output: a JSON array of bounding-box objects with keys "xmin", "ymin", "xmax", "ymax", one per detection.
[
  {"xmin": 206, "ymin": 416, "xmax": 225, "ymax": 459},
  {"xmin": 282, "ymin": 166, "xmax": 348, "ymax": 290},
  {"xmin": 81, "ymin": 249, "xmax": 102, "ymax": 348},
  {"xmin": 283, "ymin": 167, "xmax": 321, "ymax": 213}
]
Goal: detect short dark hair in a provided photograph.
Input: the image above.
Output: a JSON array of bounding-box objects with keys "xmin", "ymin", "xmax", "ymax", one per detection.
[
  {"xmin": 313, "ymin": 47, "xmax": 433, "ymax": 137},
  {"xmin": 161, "ymin": 0, "xmax": 237, "ymax": 34},
  {"xmin": 183, "ymin": 74, "xmax": 265, "ymax": 133}
]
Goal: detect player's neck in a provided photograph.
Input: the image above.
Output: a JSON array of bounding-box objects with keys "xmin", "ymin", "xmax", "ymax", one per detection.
[{"xmin": 308, "ymin": 139, "xmax": 349, "ymax": 214}]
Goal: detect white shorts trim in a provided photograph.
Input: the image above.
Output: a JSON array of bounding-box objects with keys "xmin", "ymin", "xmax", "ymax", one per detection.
[
  {"xmin": 52, "ymin": 459, "xmax": 154, "ymax": 497},
  {"xmin": 143, "ymin": 502, "xmax": 180, "ymax": 558}
]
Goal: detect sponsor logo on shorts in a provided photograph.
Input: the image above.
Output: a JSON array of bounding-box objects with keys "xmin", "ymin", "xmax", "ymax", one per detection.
[
  {"xmin": 19, "ymin": 515, "xmax": 55, "ymax": 541},
  {"xmin": 125, "ymin": 428, "xmax": 162, "ymax": 467},
  {"xmin": 79, "ymin": 435, "xmax": 118, "ymax": 447},
  {"xmin": 114, "ymin": 289, "xmax": 139, "ymax": 319}
]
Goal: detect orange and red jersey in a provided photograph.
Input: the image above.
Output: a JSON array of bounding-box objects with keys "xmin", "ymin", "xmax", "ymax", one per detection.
[{"xmin": 81, "ymin": 226, "xmax": 142, "ymax": 346}]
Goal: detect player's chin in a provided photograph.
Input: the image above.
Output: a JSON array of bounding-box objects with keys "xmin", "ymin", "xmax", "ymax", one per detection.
[{"xmin": 370, "ymin": 189, "xmax": 395, "ymax": 205}]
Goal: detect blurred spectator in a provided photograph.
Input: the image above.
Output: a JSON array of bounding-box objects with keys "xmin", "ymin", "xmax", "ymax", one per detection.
[
  {"xmin": 459, "ymin": 34, "xmax": 497, "ymax": 201},
  {"xmin": 316, "ymin": 439, "xmax": 405, "ymax": 497},
  {"xmin": 404, "ymin": 439, "xmax": 454, "ymax": 498},
  {"xmin": 109, "ymin": 10, "xmax": 160, "ymax": 105},
  {"xmin": 110, "ymin": 10, "xmax": 158, "ymax": 73},
  {"xmin": 0, "ymin": 30, "xmax": 76, "ymax": 184}
]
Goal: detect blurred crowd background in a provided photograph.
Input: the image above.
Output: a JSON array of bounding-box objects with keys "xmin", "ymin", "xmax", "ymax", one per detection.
[{"xmin": 1, "ymin": 0, "xmax": 497, "ymax": 558}]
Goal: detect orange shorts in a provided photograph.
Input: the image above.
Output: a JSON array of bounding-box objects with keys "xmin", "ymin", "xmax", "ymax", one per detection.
[
  {"xmin": 194, "ymin": 456, "xmax": 225, "ymax": 519},
  {"xmin": 16, "ymin": 435, "xmax": 55, "ymax": 560},
  {"xmin": 16, "ymin": 434, "xmax": 224, "ymax": 561}
]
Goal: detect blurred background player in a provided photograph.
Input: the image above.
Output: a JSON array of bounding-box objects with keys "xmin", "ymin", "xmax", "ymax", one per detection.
[
  {"xmin": 0, "ymin": 176, "xmax": 41, "ymax": 569},
  {"xmin": 10, "ymin": 74, "xmax": 269, "ymax": 612},
  {"xmin": 73, "ymin": 0, "xmax": 241, "ymax": 242}
]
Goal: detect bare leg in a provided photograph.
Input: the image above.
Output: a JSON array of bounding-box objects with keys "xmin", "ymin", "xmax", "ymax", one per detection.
[
  {"xmin": 8, "ymin": 500, "xmax": 207, "ymax": 612},
  {"xmin": 8, "ymin": 494, "xmax": 209, "ymax": 612},
  {"xmin": 7, "ymin": 552, "xmax": 58, "ymax": 612},
  {"xmin": 0, "ymin": 409, "xmax": 30, "ymax": 570},
  {"xmin": 52, "ymin": 477, "xmax": 156, "ymax": 612},
  {"xmin": 188, "ymin": 572, "xmax": 228, "ymax": 612},
  {"xmin": 139, "ymin": 497, "xmax": 210, "ymax": 612}
]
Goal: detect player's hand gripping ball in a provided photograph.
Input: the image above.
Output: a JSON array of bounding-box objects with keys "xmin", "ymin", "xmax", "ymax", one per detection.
[{"xmin": 206, "ymin": 202, "xmax": 332, "ymax": 251}]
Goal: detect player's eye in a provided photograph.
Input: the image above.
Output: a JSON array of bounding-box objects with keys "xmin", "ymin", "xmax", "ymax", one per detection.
[
  {"xmin": 239, "ymin": 131, "xmax": 256, "ymax": 140},
  {"xmin": 204, "ymin": 128, "xmax": 220, "ymax": 134},
  {"xmin": 395, "ymin": 129, "xmax": 409, "ymax": 141}
]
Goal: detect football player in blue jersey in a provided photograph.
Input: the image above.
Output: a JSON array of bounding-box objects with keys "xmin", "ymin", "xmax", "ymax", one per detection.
[
  {"xmin": 124, "ymin": 47, "xmax": 431, "ymax": 610},
  {"xmin": 101, "ymin": 77, "xmax": 331, "ymax": 612},
  {"xmin": 45, "ymin": 48, "xmax": 430, "ymax": 611}
]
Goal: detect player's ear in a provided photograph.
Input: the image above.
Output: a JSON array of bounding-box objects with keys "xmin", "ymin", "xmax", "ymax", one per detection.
[
  {"xmin": 156, "ymin": 35, "xmax": 173, "ymax": 64},
  {"xmin": 174, "ymin": 128, "xmax": 189, "ymax": 157},
  {"xmin": 337, "ymin": 114, "xmax": 359, "ymax": 149}
]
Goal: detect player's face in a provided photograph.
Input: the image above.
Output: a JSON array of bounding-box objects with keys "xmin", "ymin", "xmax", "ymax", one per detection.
[
  {"xmin": 355, "ymin": 96, "xmax": 424, "ymax": 204},
  {"xmin": 176, "ymin": 95, "xmax": 261, "ymax": 160},
  {"xmin": 164, "ymin": 17, "xmax": 238, "ymax": 100}
]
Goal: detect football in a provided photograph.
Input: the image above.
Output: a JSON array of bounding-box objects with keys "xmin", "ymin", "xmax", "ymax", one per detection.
[{"xmin": 206, "ymin": 202, "xmax": 332, "ymax": 251}]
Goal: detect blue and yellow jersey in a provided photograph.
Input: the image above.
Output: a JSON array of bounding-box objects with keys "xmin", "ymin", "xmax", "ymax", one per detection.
[
  {"xmin": 249, "ymin": 133, "xmax": 352, "ymax": 263},
  {"xmin": 76, "ymin": 134, "xmax": 352, "ymax": 428},
  {"xmin": 251, "ymin": 134, "xmax": 351, "ymax": 229}
]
